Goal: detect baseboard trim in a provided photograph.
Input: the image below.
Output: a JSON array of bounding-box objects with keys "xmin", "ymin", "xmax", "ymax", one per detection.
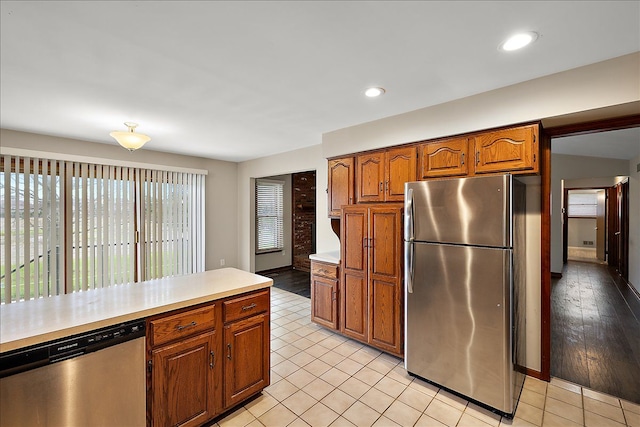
[
  {"xmin": 551, "ymin": 272, "xmax": 562, "ymax": 279},
  {"xmin": 256, "ymin": 266, "xmax": 293, "ymax": 275},
  {"xmin": 628, "ymin": 280, "xmax": 640, "ymax": 300}
]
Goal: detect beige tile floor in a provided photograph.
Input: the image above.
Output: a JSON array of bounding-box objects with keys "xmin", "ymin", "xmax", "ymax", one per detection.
[{"xmin": 213, "ymin": 287, "xmax": 640, "ymax": 427}]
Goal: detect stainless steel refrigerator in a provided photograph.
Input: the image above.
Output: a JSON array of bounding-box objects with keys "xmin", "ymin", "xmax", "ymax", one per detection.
[{"xmin": 404, "ymin": 174, "xmax": 526, "ymax": 416}]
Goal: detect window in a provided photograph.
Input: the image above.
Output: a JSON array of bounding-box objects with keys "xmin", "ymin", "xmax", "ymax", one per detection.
[
  {"xmin": 567, "ymin": 191, "xmax": 598, "ymax": 217},
  {"xmin": 1, "ymin": 155, "xmax": 205, "ymax": 303},
  {"xmin": 256, "ymin": 179, "xmax": 284, "ymax": 253}
]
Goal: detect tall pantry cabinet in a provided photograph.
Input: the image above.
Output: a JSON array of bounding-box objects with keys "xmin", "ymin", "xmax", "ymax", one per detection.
[{"xmin": 341, "ymin": 204, "xmax": 403, "ymax": 356}]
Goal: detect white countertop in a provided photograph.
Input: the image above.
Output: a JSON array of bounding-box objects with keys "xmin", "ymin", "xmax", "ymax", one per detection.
[
  {"xmin": 309, "ymin": 251, "xmax": 340, "ymax": 264},
  {"xmin": 0, "ymin": 268, "xmax": 272, "ymax": 353}
]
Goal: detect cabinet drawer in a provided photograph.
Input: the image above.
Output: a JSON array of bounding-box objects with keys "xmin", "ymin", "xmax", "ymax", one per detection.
[
  {"xmin": 149, "ymin": 304, "xmax": 216, "ymax": 347},
  {"xmin": 223, "ymin": 290, "xmax": 270, "ymax": 323},
  {"xmin": 311, "ymin": 261, "xmax": 339, "ymax": 279}
]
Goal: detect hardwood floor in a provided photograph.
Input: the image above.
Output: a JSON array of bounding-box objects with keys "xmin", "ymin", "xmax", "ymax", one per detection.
[
  {"xmin": 260, "ymin": 267, "xmax": 311, "ymax": 298},
  {"xmin": 551, "ymin": 260, "xmax": 640, "ymax": 404}
]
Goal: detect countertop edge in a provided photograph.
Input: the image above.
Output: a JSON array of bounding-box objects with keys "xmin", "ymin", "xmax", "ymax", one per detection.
[
  {"xmin": 1, "ymin": 270, "xmax": 272, "ymax": 353},
  {"xmin": 309, "ymin": 252, "xmax": 340, "ymax": 264}
]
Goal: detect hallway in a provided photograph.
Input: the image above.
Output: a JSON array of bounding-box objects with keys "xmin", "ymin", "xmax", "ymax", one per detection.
[{"xmin": 551, "ymin": 261, "xmax": 640, "ymax": 404}]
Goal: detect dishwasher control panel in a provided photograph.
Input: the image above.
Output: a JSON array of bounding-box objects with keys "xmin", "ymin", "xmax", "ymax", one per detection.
[{"xmin": 1, "ymin": 318, "xmax": 146, "ymax": 377}]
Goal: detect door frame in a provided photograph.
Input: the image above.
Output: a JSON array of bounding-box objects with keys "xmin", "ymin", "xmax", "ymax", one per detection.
[
  {"xmin": 541, "ymin": 114, "xmax": 640, "ymax": 381},
  {"xmin": 562, "ymin": 186, "xmax": 609, "ymax": 264}
]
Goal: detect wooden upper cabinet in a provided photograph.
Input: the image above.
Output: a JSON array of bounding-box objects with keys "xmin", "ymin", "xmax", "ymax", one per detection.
[
  {"xmin": 356, "ymin": 147, "xmax": 417, "ymax": 203},
  {"xmin": 473, "ymin": 124, "xmax": 539, "ymax": 174},
  {"xmin": 356, "ymin": 152, "xmax": 385, "ymax": 203},
  {"xmin": 419, "ymin": 137, "xmax": 469, "ymax": 179},
  {"xmin": 328, "ymin": 157, "xmax": 355, "ymax": 217},
  {"xmin": 385, "ymin": 146, "xmax": 417, "ymax": 201}
]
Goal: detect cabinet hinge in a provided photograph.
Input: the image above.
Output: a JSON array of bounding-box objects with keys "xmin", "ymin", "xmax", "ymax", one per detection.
[{"xmin": 147, "ymin": 360, "xmax": 152, "ymax": 372}]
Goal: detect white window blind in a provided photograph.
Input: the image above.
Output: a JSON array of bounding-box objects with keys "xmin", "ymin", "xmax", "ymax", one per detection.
[
  {"xmin": 1, "ymin": 155, "xmax": 205, "ymax": 303},
  {"xmin": 141, "ymin": 169, "xmax": 205, "ymax": 279},
  {"xmin": 256, "ymin": 179, "xmax": 284, "ymax": 253},
  {"xmin": 568, "ymin": 192, "xmax": 598, "ymax": 217},
  {"xmin": 1, "ymin": 156, "xmax": 65, "ymax": 302}
]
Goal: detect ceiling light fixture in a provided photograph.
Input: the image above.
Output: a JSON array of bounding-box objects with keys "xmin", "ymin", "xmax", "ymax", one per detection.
[
  {"xmin": 499, "ymin": 31, "xmax": 538, "ymax": 52},
  {"xmin": 109, "ymin": 122, "xmax": 151, "ymax": 151},
  {"xmin": 365, "ymin": 87, "xmax": 385, "ymax": 97}
]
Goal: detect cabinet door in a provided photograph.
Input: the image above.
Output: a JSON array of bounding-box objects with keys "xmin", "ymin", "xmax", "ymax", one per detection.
[
  {"xmin": 419, "ymin": 138, "xmax": 469, "ymax": 178},
  {"xmin": 224, "ymin": 313, "xmax": 270, "ymax": 409},
  {"xmin": 473, "ymin": 124, "xmax": 538, "ymax": 174},
  {"xmin": 151, "ymin": 332, "xmax": 217, "ymax": 427},
  {"xmin": 328, "ymin": 157, "xmax": 354, "ymax": 217},
  {"xmin": 340, "ymin": 206, "xmax": 368, "ymax": 342},
  {"xmin": 311, "ymin": 275, "xmax": 339, "ymax": 330},
  {"xmin": 385, "ymin": 146, "xmax": 417, "ymax": 201},
  {"xmin": 356, "ymin": 152, "xmax": 385, "ymax": 202},
  {"xmin": 368, "ymin": 206, "xmax": 403, "ymax": 355}
]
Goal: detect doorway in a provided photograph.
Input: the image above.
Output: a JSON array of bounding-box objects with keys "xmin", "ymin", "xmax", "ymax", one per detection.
[
  {"xmin": 254, "ymin": 170, "xmax": 316, "ymax": 298},
  {"xmin": 563, "ymin": 188, "xmax": 607, "ymax": 264},
  {"xmin": 549, "ymin": 126, "xmax": 639, "ymax": 403}
]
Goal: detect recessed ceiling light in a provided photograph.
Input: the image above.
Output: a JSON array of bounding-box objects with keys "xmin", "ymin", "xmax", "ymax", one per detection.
[
  {"xmin": 365, "ymin": 87, "xmax": 385, "ymax": 97},
  {"xmin": 499, "ymin": 32, "xmax": 538, "ymax": 52}
]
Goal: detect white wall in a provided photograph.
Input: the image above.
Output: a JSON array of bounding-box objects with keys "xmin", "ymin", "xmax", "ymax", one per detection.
[
  {"xmin": 0, "ymin": 129, "xmax": 239, "ymax": 272},
  {"xmin": 551, "ymin": 154, "xmax": 630, "ymax": 273},
  {"xmin": 630, "ymin": 155, "xmax": 640, "ymax": 293},
  {"xmin": 323, "ymin": 53, "xmax": 639, "ymax": 158},
  {"xmin": 254, "ymin": 174, "xmax": 293, "ymax": 272},
  {"xmin": 237, "ymin": 144, "xmax": 338, "ymax": 273},
  {"xmin": 567, "ymin": 218, "xmax": 597, "ymax": 247}
]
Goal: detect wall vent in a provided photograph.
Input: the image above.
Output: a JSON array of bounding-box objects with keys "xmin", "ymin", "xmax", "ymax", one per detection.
[{"xmin": 583, "ymin": 240, "xmax": 594, "ymax": 246}]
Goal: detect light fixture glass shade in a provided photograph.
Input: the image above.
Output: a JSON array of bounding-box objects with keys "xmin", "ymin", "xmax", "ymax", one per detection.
[{"xmin": 110, "ymin": 122, "xmax": 151, "ymax": 151}]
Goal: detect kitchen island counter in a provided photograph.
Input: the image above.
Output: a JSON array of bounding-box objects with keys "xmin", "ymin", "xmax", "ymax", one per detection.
[{"xmin": 0, "ymin": 268, "xmax": 272, "ymax": 353}]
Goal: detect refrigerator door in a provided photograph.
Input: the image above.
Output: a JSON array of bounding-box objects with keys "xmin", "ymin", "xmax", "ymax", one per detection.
[
  {"xmin": 405, "ymin": 242, "xmax": 514, "ymax": 414},
  {"xmin": 405, "ymin": 175, "xmax": 511, "ymax": 247}
]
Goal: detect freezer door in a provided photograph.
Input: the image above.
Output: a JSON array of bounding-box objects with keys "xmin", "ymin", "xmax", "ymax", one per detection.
[
  {"xmin": 405, "ymin": 242, "xmax": 514, "ymax": 414},
  {"xmin": 405, "ymin": 175, "xmax": 511, "ymax": 247}
]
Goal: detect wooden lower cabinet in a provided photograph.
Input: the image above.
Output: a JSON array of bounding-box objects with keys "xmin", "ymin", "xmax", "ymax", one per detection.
[
  {"xmin": 341, "ymin": 204, "xmax": 403, "ymax": 356},
  {"xmin": 223, "ymin": 313, "xmax": 270, "ymax": 409},
  {"xmin": 310, "ymin": 260, "xmax": 339, "ymax": 330},
  {"xmin": 311, "ymin": 276, "xmax": 339, "ymax": 330},
  {"xmin": 151, "ymin": 331, "xmax": 217, "ymax": 427},
  {"xmin": 147, "ymin": 289, "xmax": 270, "ymax": 427}
]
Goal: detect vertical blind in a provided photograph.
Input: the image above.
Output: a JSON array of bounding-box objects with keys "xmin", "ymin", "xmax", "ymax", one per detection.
[
  {"xmin": 1, "ymin": 155, "xmax": 205, "ymax": 303},
  {"xmin": 256, "ymin": 179, "xmax": 284, "ymax": 253}
]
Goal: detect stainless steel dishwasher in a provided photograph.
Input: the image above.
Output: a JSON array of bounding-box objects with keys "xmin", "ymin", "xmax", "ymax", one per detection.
[{"xmin": 0, "ymin": 319, "xmax": 146, "ymax": 427}]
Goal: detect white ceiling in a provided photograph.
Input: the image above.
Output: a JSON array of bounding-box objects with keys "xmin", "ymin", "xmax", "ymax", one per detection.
[{"xmin": 1, "ymin": 1, "xmax": 639, "ymax": 162}]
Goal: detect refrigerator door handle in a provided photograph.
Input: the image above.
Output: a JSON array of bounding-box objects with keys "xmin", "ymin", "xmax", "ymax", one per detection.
[
  {"xmin": 404, "ymin": 187, "xmax": 414, "ymax": 242},
  {"xmin": 405, "ymin": 241, "xmax": 414, "ymax": 293}
]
